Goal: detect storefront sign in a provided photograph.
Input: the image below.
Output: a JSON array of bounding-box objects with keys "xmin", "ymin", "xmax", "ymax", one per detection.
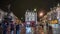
[{"xmin": 49, "ymin": 20, "xmax": 58, "ymax": 24}]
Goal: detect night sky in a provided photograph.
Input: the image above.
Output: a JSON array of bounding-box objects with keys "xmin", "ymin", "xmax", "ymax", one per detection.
[{"xmin": 0, "ymin": 0, "xmax": 60, "ymax": 21}]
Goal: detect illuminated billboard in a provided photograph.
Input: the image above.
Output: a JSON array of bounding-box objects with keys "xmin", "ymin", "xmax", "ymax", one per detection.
[{"xmin": 49, "ymin": 20, "xmax": 58, "ymax": 24}]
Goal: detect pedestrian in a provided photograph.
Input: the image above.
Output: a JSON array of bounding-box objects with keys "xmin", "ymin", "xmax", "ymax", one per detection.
[
  {"xmin": 0, "ymin": 23, "xmax": 3, "ymax": 34},
  {"xmin": 10, "ymin": 21, "xmax": 14, "ymax": 34},
  {"xmin": 16, "ymin": 24, "xmax": 20, "ymax": 34},
  {"xmin": 48, "ymin": 25, "xmax": 53, "ymax": 34},
  {"xmin": 6, "ymin": 25, "xmax": 10, "ymax": 34},
  {"xmin": 2, "ymin": 22, "xmax": 8, "ymax": 34}
]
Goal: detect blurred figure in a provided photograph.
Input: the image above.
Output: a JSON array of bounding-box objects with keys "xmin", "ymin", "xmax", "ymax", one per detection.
[
  {"xmin": 10, "ymin": 21, "xmax": 14, "ymax": 34},
  {"xmin": 39, "ymin": 26, "xmax": 44, "ymax": 34},
  {"xmin": 2, "ymin": 21, "xmax": 8, "ymax": 34},
  {"xmin": 6, "ymin": 24, "xmax": 10, "ymax": 34},
  {"xmin": 20, "ymin": 23, "xmax": 26, "ymax": 34},
  {"xmin": 26, "ymin": 27, "xmax": 32, "ymax": 34},
  {"xmin": 0, "ymin": 23, "xmax": 3, "ymax": 34},
  {"xmin": 1, "ymin": 15, "xmax": 8, "ymax": 34},
  {"xmin": 48, "ymin": 25, "xmax": 53, "ymax": 34},
  {"xmin": 16, "ymin": 24, "xmax": 20, "ymax": 34}
]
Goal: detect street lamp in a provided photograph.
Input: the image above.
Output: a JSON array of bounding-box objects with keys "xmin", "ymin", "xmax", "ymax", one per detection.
[
  {"xmin": 39, "ymin": 12, "xmax": 44, "ymax": 17},
  {"xmin": 34, "ymin": 8, "xmax": 36, "ymax": 11}
]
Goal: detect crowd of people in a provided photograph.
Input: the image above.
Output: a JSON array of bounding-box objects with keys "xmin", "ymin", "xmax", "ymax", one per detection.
[{"xmin": 0, "ymin": 10, "xmax": 23, "ymax": 34}]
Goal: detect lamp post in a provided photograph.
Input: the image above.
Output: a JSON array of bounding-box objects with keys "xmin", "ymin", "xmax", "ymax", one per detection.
[{"xmin": 39, "ymin": 10, "xmax": 48, "ymax": 34}]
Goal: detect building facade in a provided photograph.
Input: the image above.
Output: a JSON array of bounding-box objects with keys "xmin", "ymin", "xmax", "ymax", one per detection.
[
  {"xmin": 25, "ymin": 9, "xmax": 37, "ymax": 26},
  {"xmin": 25, "ymin": 9, "xmax": 37, "ymax": 34},
  {"xmin": 45, "ymin": 3, "xmax": 60, "ymax": 34}
]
